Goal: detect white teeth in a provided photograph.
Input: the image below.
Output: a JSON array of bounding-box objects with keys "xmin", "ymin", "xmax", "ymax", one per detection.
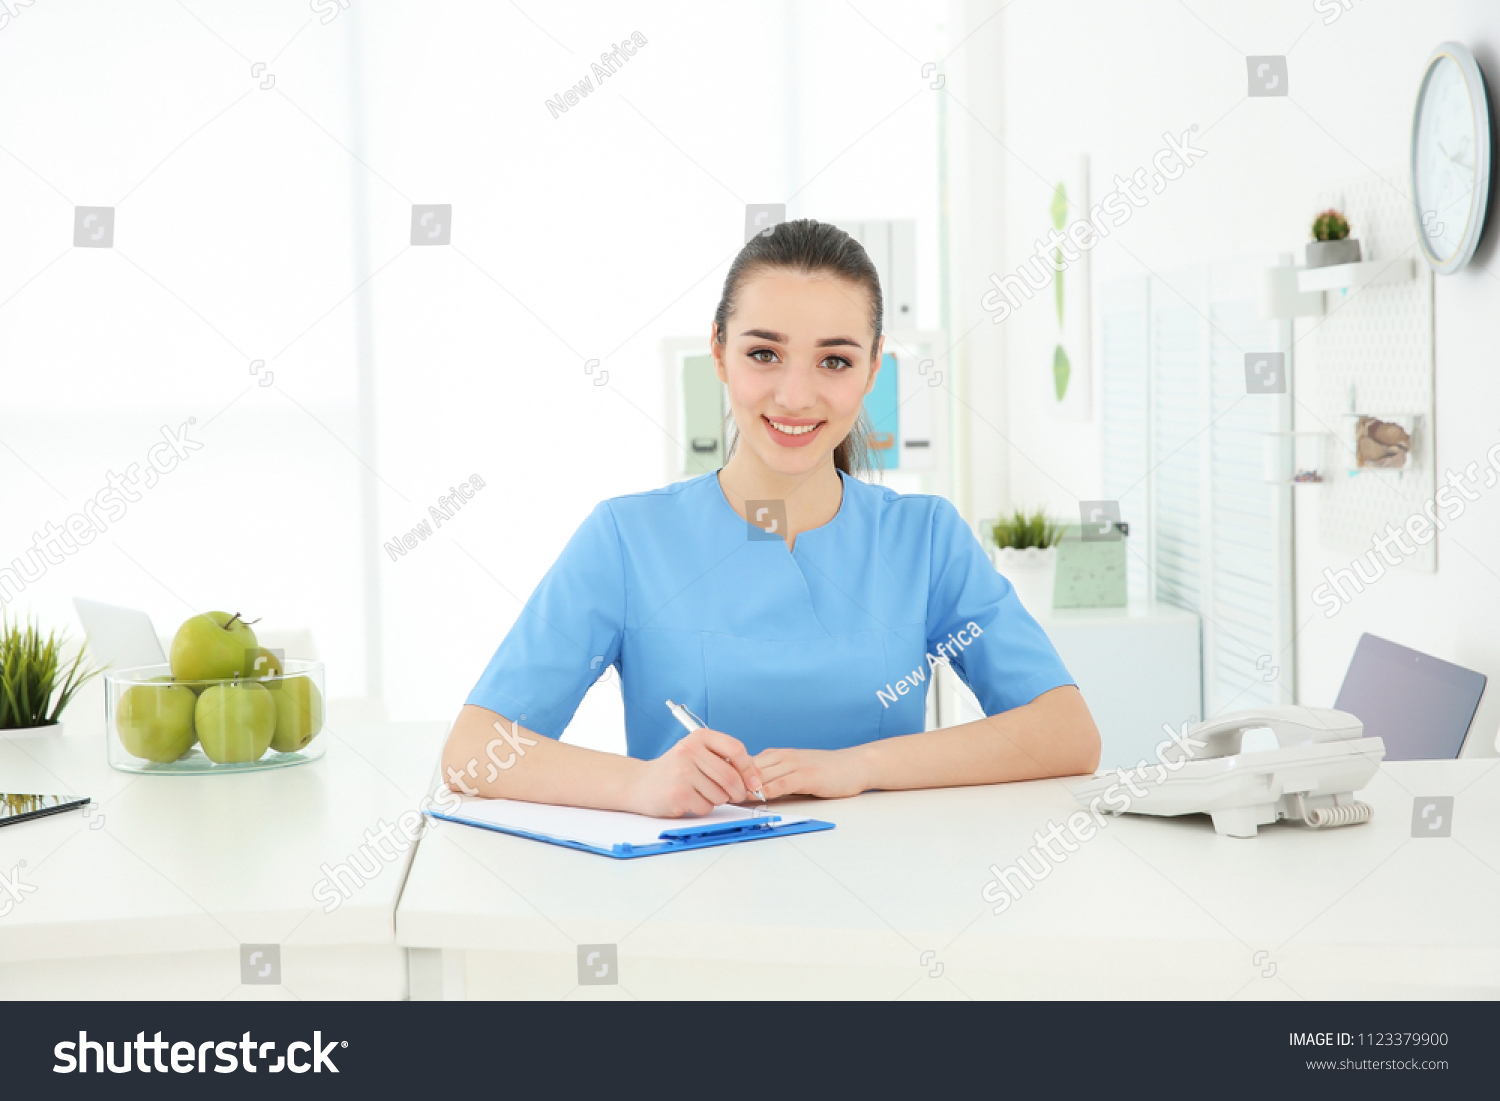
[{"xmin": 769, "ymin": 420, "xmax": 819, "ymax": 436}]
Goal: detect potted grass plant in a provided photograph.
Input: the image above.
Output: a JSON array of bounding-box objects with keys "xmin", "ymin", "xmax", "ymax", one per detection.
[
  {"xmin": 989, "ymin": 508, "xmax": 1063, "ymax": 612},
  {"xmin": 0, "ymin": 615, "xmax": 101, "ymax": 737}
]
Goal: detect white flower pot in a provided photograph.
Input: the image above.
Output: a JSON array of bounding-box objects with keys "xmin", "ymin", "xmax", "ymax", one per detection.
[
  {"xmin": 991, "ymin": 545, "xmax": 1057, "ymax": 613},
  {"xmin": 1305, "ymin": 238, "xmax": 1362, "ymax": 269},
  {"xmin": 0, "ymin": 720, "xmax": 64, "ymax": 739}
]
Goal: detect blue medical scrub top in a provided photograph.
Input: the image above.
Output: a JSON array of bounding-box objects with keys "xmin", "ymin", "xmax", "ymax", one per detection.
[{"xmin": 466, "ymin": 471, "xmax": 1075, "ymax": 759}]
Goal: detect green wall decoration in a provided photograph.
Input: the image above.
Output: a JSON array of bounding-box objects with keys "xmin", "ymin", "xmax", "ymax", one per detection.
[
  {"xmin": 1050, "ymin": 182, "xmax": 1068, "ymax": 228},
  {"xmin": 1050, "ymin": 181, "xmax": 1070, "ymax": 401},
  {"xmin": 1053, "ymin": 344, "xmax": 1071, "ymax": 402},
  {"xmin": 1042, "ymin": 155, "xmax": 1091, "ymax": 422},
  {"xmin": 1051, "ymin": 182, "xmax": 1067, "ymax": 329}
]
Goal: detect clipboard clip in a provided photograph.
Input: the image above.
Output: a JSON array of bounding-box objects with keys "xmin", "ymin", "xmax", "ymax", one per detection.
[{"xmin": 657, "ymin": 816, "xmax": 782, "ymax": 843}]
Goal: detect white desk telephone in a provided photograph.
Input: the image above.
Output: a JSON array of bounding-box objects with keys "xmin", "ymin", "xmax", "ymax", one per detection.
[{"xmin": 1071, "ymin": 706, "xmax": 1385, "ymax": 838}]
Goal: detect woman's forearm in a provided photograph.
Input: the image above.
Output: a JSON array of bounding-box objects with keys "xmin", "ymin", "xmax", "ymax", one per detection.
[
  {"xmin": 444, "ymin": 688, "xmax": 1099, "ymax": 810},
  {"xmin": 440, "ymin": 704, "xmax": 645, "ymax": 811},
  {"xmin": 856, "ymin": 685, "xmax": 1101, "ymax": 792}
]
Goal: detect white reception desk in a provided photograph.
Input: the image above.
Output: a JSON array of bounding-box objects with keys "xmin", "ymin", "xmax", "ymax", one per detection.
[
  {"xmin": 0, "ymin": 680, "xmax": 447, "ymax": 1000},
  {"xmin": 6, "ymin": 683, "xmax": 1494, "ymax": 1002},
  {"xmin": 397, "ymin": 758, "xmax": 1499, "ymax": 1001}
]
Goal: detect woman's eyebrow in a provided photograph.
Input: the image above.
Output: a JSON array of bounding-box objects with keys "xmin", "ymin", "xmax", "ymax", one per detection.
[{"xmin": 738, "ymin": 328, "xmax": 865, "ymax": 350}]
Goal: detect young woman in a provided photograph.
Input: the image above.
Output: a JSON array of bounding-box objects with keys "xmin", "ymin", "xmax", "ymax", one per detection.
[{"xmin": 442, "ymin": 219, "xmax": 1099, "ymax": 816}]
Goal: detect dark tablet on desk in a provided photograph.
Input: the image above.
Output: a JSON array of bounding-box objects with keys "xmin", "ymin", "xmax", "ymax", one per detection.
[
  {"xmin": 1334, "ymin": 634, "xmax": 1486, "ymax": 760},
  {"xmin": 0, "ymin": 794, "xmax": 89, "ymax": 827}
]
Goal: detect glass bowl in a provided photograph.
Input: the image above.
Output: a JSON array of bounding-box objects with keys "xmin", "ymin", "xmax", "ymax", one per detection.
[{"xmin": 106, "ymin": 660, "xmax": 326, "ymax": 774}]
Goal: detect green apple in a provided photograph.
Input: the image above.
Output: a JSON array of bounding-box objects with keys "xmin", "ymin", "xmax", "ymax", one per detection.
[
  {"xmin": 116, "ymin": 676, "xmax": 197, "ymax": 762},
  {"xmin": 270, "ymin": 675, "xmax": 323, "ymax": 753},
  {"xmin": 170, "ymin": 611, "xmax": 259, "ymax": 684},
  {"xmin": 243, "ymin": 647, "xmax": 283, "ymax": 683},
  {"xmin": 195, "ymin": 682, "xmax": 276, "ymax": 764}
]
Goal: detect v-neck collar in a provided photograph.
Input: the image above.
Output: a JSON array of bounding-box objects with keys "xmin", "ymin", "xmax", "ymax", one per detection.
[{"xmin": 711, "ymin": 468, "xmax": 851, "ymax": 553}]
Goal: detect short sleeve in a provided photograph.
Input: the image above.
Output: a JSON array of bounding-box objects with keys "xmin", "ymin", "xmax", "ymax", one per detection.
[
  {"xmin": 465, "ymin": 503, "xmax": 626, "ymax": 738},
  {"xmin": 926, "ymin": 499, "xmax": 1075, "ymax": 714}
]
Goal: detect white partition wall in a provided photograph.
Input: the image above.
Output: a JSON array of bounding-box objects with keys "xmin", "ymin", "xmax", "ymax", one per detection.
[{"xmin": 1100, "ymin": 259, "xmax": 1294, "ymax": 717}]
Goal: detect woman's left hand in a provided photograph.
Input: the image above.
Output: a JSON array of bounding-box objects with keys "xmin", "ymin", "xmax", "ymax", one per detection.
[{"xmin": 752, "ymin": 746, "xmax": 871, "ymax": 800}]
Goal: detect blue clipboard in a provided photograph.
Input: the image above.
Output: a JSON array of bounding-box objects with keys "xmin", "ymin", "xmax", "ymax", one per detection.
[{"xmin": 425, "ymin": 809, "xmax": 834, "ymax": 859}]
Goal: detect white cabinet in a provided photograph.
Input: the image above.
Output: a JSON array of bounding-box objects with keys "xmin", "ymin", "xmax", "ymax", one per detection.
[{"xmin": 935, "ymin": 601, "xmax": 1202, "ymax": 770}]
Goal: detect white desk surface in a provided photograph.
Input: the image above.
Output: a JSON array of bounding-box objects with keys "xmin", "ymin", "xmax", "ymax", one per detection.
[
  {"xmin": 0, "ymin": 680, "xmax": 446, "ymax": 998},
  {"xmin": 396, "ymin": 759, "xmax": 1500, "ymax": 1000}
]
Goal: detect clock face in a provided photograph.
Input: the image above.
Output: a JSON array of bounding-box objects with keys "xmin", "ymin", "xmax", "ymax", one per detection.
[{"xmin": 1413, "ymin": 54, "xmax": 1479, "ymax": 265}]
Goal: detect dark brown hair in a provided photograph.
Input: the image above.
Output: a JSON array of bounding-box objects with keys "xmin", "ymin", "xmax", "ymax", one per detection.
[{"xmin": 712, "ymin": 218, "xmax": 882, "ymax": 477}]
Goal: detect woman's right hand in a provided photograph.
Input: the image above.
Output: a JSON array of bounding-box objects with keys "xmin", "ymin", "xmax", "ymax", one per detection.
[{"xmin": 628, "ymin": 727, "xmax": 763, "ymax": 818}]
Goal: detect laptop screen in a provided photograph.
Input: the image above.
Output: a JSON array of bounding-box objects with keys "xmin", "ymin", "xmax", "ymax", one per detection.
[
  {"xmin": 72, "ymin": 598, "xmax": 167, "ymax": 673},
  {"xmin": 1333, "ymin": 633, "xmax": 1487, "ymax": 760}
]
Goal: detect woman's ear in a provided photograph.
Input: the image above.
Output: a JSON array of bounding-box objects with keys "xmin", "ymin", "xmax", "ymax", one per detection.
[
  {"xmin": 711, "ymin": 323, "xmax": 728, "ymax": 383},
  {"xmin": 863, "ymin": 335, "xmax": 885, "ymax": 396}
]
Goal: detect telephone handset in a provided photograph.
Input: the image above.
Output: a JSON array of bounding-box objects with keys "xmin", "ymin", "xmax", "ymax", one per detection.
[
  {"xmin": 1072, "ymin": 706, "xmax": 1385, "ymax": 838},
  {"xmin": 1188, "ymin": 706, "xmax": 1364, "ymax": 756}
]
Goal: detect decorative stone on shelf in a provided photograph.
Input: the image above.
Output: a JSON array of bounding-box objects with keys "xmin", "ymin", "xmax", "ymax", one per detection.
[{"xmin": 1340, "ymin": 413, "xmax": 1420, "ymax": 475}]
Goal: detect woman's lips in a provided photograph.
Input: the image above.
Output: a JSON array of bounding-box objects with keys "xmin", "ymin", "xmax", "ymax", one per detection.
[{"xmin": 763, "ymin": 415, "xmax": 825, "ymax": 448}]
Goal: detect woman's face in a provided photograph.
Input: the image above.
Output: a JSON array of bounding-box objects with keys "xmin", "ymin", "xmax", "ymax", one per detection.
[{"xmin": 713, "ymin": 268, "xmax": 882, "ymax": 478}]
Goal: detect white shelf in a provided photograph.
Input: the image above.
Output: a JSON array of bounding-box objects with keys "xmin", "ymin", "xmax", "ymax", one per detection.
[
  {"xmin": 1263, "ymin": 431, "xmax": 1331, "ymax": 485},
  {"xmin": 1297, "ymin": 257, "xmax": 1415, "ymax": 293}
]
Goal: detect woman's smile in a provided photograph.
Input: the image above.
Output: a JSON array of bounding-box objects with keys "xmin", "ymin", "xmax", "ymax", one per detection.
[{"xmin": 762, "ymin": 415, "xmax": 826, "ymax": 447}]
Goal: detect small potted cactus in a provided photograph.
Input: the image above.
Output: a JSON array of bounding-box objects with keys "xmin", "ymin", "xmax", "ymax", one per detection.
[{"xmin": 1305, "ymin": 208, "xmax": 1362, "ymax": 268}]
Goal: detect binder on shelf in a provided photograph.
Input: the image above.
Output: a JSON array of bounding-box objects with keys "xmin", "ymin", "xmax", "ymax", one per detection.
[
  {"xmin": 682, "ymin": 353, "xmax": 724, "ymax": 476},
  {"xmin": 866, "ymin": 352, "xmax": 900, "ymax": 470}
]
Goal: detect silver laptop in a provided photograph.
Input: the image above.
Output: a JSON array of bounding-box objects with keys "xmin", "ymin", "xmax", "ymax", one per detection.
[
  {"xmin": 72, "ymin": 598, "xmax": 166, "ymax": 673},
  {"xmin": 1333, "ymin": 633, "xmax": 1487, "ymax": 760}
]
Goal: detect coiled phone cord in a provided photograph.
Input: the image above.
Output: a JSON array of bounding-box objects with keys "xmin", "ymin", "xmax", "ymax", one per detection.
[{"xmin": 1298, "ymin": 798, "xmax": 1374, "ymax": 829}]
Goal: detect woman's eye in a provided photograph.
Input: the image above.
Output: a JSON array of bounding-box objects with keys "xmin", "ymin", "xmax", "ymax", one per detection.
[
  {"xmin": 820, "ymin": 355, "xmax": 853, "ymax": 371},
  {"xmin": 748, "ymin": 348, "xmax": 777, "ymax": 364}
]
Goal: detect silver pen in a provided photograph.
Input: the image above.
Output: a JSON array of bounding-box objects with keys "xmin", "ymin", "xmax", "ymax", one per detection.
[{"xmin": 665, "ymin": 698, "xmax": 765, "ymax": 802}]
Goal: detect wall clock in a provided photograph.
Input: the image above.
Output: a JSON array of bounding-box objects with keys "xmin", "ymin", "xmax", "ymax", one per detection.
[{"xmin": 1411, "ymin": 41, "xmax": 1492, "ymax": 274}]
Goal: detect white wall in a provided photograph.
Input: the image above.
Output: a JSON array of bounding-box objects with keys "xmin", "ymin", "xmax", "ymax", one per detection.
[
  {"xmin": 0, "ymin": 1, "xmax": 946, "ymax": 736},
  {"xmin": 983, "ymin": 0, "xmax": 1500, "ymax": 750},
  {"xmin": 0, "ymin": 0, "xmax": 368, "ymax": 696},
  {"xmin": 357, "ymin": 1, "xmax": 945, "ymax": 726}
]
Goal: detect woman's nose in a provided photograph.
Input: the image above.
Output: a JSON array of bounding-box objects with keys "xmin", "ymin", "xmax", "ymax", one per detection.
[{"xmin": 773, "ymin": 363, "xmax": 819, "ymax": 412}]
